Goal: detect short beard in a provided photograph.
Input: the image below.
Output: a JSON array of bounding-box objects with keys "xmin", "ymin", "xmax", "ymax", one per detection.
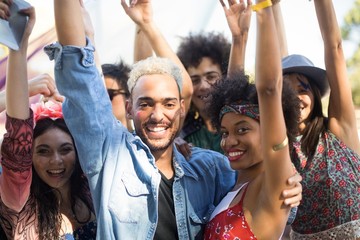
[
  {"xmin": 136, "ymin": 128, "xmax": 177, "ymax": 152},
  {"xmin": 136, "ymin": 108, "xmax": 182, "ymax": 152}
]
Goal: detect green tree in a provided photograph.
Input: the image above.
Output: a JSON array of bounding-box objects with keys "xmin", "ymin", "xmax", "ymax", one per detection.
[{"xmin": 341, "ymin": 0, "xmax": 360, "ymax": 106}]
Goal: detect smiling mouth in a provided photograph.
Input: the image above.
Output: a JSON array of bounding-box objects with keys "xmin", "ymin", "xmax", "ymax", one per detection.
[
  {"xmin": 227, "ymin": 150, "xmax": 245, "ymax": 161},
  {"xmin": 47, "ymin": 169, "xmax": 65, "ymax": 176},
  {"xmin": 147, "ymin": 126, "xmax": 167, "ymax": 132}
]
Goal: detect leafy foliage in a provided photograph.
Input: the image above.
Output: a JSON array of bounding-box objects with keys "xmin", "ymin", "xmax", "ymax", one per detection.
[{"xmin": 341, "ymin": 0, "xmax": 360, "ymax": 106}]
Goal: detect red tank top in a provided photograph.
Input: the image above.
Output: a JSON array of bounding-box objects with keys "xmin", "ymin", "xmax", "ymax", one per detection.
[{"xmin": 203, "ymin": 185, "xmax": 257, "ymax": 240}]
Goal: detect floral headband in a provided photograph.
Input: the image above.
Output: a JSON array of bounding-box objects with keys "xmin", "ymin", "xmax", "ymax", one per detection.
[
  {"xmin": 31, "ymin": 101, "xmax": 63, "ymax": 123},
  {"xmin": 219, "ymin": 103, "xmax": 260, "ymax": 122}
]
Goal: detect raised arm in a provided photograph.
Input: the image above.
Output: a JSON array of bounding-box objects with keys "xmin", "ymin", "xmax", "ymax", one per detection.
[
  {"xmin": 1, "ymin": 5, "xmax": 35, "ymax": 212},
  {"xmin": 80, "ymin": 0, "xmax": 104, "ymax": 77},
  {"xmin": 54, "ymin": 0, "xmax": 85, "ymax": 47},
  {"xmin": 272, "ymin": 0, "xmax": 288, "ymax": 58},
  {"xmin": 314, "ymin": 0, "xmax": 360, "ymax": 153},
  {"xmin": 133, "ymin": 24, "xmax": 153, "ymax": 62},
  {"xmin": 220, "ymin": 0, "xmax": 252, "ymax": 75},
  {"xmin": 121, "ymin": 0, "xmax": 193, "ymax": 113},
  {"xmin": 6, "ymin": 12, "xmax": 34, "ymax": 119},
  {"xmin": 253, "ymin": 0, "xmax": 294, "ymax": 236}
]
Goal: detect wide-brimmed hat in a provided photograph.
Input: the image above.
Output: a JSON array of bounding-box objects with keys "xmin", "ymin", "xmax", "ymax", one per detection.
[{"xmin": 282, "ymin": 54, "xmax": 329, "ymax": 97}]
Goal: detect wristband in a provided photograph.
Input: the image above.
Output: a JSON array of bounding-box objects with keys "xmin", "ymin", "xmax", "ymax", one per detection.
[{"xmin": 252, "ymin": 0, "xmax": 273, "ymax": 12}]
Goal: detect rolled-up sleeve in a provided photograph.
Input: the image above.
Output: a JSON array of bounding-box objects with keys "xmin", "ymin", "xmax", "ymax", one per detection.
[{"xmin": 44, "ymin": 39, "xmax": 115, "ymax": 176}]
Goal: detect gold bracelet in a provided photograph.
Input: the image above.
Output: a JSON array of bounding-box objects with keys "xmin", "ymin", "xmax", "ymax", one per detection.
[
  {"xmin": 272, "ymin": 137, "xmax": 288, "ymax": 151},
  {"xmin": 252, "ymin": 0, "xmax": 273, "ymax": 12}
]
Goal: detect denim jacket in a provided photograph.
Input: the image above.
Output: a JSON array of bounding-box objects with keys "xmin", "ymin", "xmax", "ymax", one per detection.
[{"xmin": 45, "ymin": 40, "xmax": 236, "ymax": 240}]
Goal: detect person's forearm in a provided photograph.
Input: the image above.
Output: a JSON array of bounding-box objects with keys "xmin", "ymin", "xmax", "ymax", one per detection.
[
  {"xmin": 134, "ymin": 25, "xmax": 153, "ymax": 62},
  {"xmin": 139, "ymin": 21, "xmax": 193, "ymax": 113},
  {"xmin": 54, "ymin": 0, "xmax": 86, "ymax": 46},
  {"xmin": 272, "ymin": 2, "xmax": 288, "ymax": 58},
  {"xmin": 6, "ymin": 49, "xmax": 29, "ymax": 119},
  {"xmin": 228, "ymin": 33, "xmax": 248, "ymax": 75},
  {"xmin": 255, "ymin": 2, "xmax": 281, "ymax": 87}
]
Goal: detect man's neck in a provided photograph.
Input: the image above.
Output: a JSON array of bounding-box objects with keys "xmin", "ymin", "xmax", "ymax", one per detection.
[{"xmin": 153, "ymin": 147, "xmax": 175, "ymax": 179}]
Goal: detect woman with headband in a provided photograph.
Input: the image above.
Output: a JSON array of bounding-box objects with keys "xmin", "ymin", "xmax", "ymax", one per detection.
[{"xmin": 203, "ymin": 0, "xmax": 300, "ymax": 238}]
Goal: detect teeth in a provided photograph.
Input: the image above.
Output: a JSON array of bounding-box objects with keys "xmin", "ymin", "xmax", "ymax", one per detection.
[
  {"xmin": 48, "ymin": 169, "xmax": 64, "ymax": 174},
  {"xmin": 228, "ymin": 152, "xmax": 242, "ymax": 157},
  {"xmin": 148, "ymin": 127, "xmax": 166, "ymax": 132}
]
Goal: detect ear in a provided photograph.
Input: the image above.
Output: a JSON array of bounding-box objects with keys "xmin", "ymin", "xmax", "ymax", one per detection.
[
  {"xmin": 125, "ymin": 99, "xmax": 133, "ymax": 119},
  {"xmin": 180, "ymin": 99, "xmax": 186, "ymax": 119}
]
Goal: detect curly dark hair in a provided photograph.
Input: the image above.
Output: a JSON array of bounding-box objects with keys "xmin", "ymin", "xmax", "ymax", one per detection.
[
  {"xmin": 177, "ymin": 31, "xmax": 231, "ymax": 75},
  {"xmin": 31, "ymin": 118, "xmax": 93, "ymax": 240},
  {"xmin": 206, "ymin": 71, "xmax": 300, "ymax": 146},
  {"xmin": 102, "ymin": 60, "xmax": 131, "ymax": 98}
]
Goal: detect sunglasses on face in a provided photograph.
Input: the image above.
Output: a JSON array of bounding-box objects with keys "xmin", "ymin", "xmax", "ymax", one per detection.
[
  {"xmin": 190, "ymin": 71, "xmax": 221, "ymax": 86},
  {"xmin": 107, "ymin": 89, "xmax": 128, "ymax": 101}
]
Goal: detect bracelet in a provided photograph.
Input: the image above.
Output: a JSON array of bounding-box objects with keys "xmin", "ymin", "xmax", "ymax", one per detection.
[
  {"xmin": 252, "ymin": 0, "xmax": 273, "ymax": 12},
  {"xmin": 272, "ymin": 136, "xmax": 288, "ymax": 151}
]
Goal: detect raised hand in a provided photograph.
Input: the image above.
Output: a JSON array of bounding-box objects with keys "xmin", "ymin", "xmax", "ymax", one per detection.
[
  {"xmin": 220, "ymin": 0, "xmax": 252, "ymax": 37},
  {"xmin": 28, "ymin": 74, "xmax": 64, "ymax": 102},
  {"xmin": 6, "ymin": 5, "xmax": 36, "ymax": 119},
  {"xmin": 18, "ymin": 6, "xmax": 36, "ymax": 51},
  {"xmin": 0, "ymin": 0, "xmax": 12, "ymax": 20},
  {"xmin": 120, "ymin": 0, "xmax": 152, "ymax": 27}
]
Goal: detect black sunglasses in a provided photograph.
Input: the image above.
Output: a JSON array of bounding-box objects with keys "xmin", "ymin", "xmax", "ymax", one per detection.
[{"xmin": 107, "ymin": 89, "xmax": 128, "ymax": 101}]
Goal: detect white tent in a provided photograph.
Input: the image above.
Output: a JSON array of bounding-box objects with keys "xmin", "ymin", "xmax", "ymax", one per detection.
[
  {"xmin": 0, "ymin": 0, "xmax": 359, "ymax": 138},
  {"xmin": 25, "ymin": 0, "xmax": 355, "ymax": 73}
]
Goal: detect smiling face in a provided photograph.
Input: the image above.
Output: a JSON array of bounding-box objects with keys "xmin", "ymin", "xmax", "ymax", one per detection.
[
  {"xmin": 187, "ymin": 57, "xmax": 222, "ymax": 118},
  {"xmin": 284, "ymin": 73, "xmax": 314, "ymax": 133},
  {"xmin": 127, "ymin": 73, "xmax": 185, "ymax": 154},
  {"xmin": 220, "ymin": 112, "xmax": 263, "ymax": 171},
  {"xmin": 32, "ymin": 127, "xmax": 76, "ymax": 191}
]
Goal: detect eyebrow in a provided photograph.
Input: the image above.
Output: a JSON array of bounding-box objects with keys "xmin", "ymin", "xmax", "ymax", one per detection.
[
  {"xmin": 137, "ymin": 97, "xmax": 179, "ymax": 102},
  {"xmin": 190, "ymin": 71, "xmax": 219, "ymax": 77},
  {"xmin": 35, "ymin": 142, "xmax": 73, "ymax": 149},
  {"xmin": 297, "ymin": 78, "xmax": 311, "ymax": 90},
  {"xmin": 136, "ymin": 97, "xmax": 181, "ymax": 104},
  {"xmin": 221, "ymin": 119, "xmax": 250, "ymax": 129}
]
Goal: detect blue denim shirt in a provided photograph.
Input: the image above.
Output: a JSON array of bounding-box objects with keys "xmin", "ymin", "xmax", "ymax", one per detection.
[{"xmin": 45, "ymin": 41, "xmax": 236, "ymax": 240}]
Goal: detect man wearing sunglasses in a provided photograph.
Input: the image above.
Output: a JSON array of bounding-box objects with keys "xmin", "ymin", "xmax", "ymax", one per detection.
[{"xmin": 102, "ymin": 62, "xmax": 134, "ymax": 131}]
